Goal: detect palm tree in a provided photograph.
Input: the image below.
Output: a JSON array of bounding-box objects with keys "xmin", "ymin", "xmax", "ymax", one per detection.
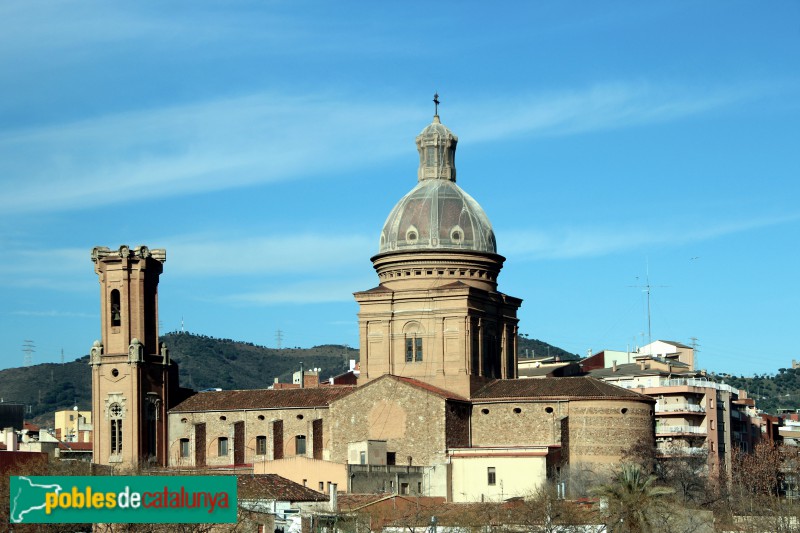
[{"xmin": 592, "ymin": 463, "xmax": 674, "ymax": 533}]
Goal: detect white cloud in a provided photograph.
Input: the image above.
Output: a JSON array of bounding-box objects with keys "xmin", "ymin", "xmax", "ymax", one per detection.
[
  {"xmin": 10, "ymin": 310, "xmax": 97, "ymax": 319},
  {"xmin": 162, "ymin": 232, "xmax": 375, "ymax": 277},
  {"xmin": 501, "ymin": 212, "xmax": 800, "ymax": 260},
  {"xmin": 0, "ymin": 82, "xmax": 771, "ymax": 215},
  {"xmin": 226, "ymin": 278, "xmax": 371, "ymax": 305}
]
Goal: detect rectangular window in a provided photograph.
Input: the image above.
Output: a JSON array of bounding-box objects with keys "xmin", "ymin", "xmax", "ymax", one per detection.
[
  {"xmin": 218, "ymin": 437, "xmax": 228, "ymax": 456},
  {"xmin": 400, "ymin": 483, "xmax": 409, "ymax": 495},
  {"xmin": 319, "ymin": 481, "xmax": 324, "ymax": 491},
  {"xmin": 179, "ymin": 438, "xmax": 190, "ymax": 458},
  {"xmin": 387, "ymin": 452, "xmax": 396, "ymax": 465},
  {"xmin": 110, "ymin": 420, "xmax": 122, "ymax": 455},
  {"xmin": 488, "ymin": 467, "xmax": 496, "ymax": 486},
  {"xmin": 417, "ymin": 482, "xmax": 422, "ymax": 494},
  {"xmin": 256, "ymin": 435, "xmax": 267, "ymax": 455},
  {"xmin": 406, "ymin": 338, "xmax": 414, "ymax": 362},
  {"xmin": 296, "ymin": 435, "xmax": 307, "ymax": 455},
  {"xmin": 415, "ymin": 337, "xmax": 423, "ymax": 362},
  {"xmin": 359, "ymin": 450, "xmax": 366, "ymax": 465}
]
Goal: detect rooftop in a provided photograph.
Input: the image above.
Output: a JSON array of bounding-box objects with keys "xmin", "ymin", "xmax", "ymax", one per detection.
[
  {"xmin": 171, "ymin": 386, "xmax": 355, "ymax": 413},
  {"xmin": 238, "ymin": 474, "xmax": 327, "ymax": 502},
  {"xmin": 473, "ymin": 377, "xmax": 653, "ymax": 401}
]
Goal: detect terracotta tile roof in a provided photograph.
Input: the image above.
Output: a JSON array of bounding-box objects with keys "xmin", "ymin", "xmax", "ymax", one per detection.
[
  {"xmin": 238, "ymin": 474, "xmax": 327, "ymax": 502},
  {"xmin": 171, "ymin": 386, "xmax": 355, "ymax": 413},
  {"xmin": 473, "ymin": 377, "xmax": 653, "ymax": 401},
  {"xmin": 363, "ymin": 374, "xmax": 468, "ymax": 402},
  {"xmin": 23, "ymin": 422, "xmax": 40, "ymax": 431},
  {"xmin": 338, "ymin": 493, "xmax": 445, "ymax": 512}
]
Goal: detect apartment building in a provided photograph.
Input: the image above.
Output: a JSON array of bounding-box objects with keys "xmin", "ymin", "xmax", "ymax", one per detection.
[{"xmin": 587, "ymin": 341, "xmax": 760, "ymax": 475}]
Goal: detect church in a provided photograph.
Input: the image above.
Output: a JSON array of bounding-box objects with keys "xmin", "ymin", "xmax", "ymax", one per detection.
[{"xmin": 88, "ymin": 106, "xmax": 655, "ymax": 502}]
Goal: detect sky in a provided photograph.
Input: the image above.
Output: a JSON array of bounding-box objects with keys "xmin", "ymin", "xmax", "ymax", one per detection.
[{"xmin": 0, "ymin": 1, "xmax": 798, "ymax": 377}]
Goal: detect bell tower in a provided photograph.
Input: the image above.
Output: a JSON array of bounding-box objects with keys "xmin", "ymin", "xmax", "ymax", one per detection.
[{"xmin": 89, "ymin": 245, "xmax": 178, "ymax": 468}]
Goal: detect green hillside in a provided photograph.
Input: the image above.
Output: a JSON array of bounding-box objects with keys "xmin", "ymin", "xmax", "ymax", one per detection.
[
  {"xmin": 0, "ymin": 331, "xmax": 577, "ymax": 425},
  {"xmin": 713, "ymin": 367, "xmax": 800, "ymax": 413}
]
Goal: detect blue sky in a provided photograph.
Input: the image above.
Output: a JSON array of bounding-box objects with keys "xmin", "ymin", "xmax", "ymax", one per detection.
[{"xmin": 0, "ymin": 2, "xmax": 798, "ymax": 377}]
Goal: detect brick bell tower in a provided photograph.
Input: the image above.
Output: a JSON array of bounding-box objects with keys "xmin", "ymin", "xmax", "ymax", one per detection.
[{"xmin": 89, "ymin": 245, "xmax": 178, "ymax": 468}]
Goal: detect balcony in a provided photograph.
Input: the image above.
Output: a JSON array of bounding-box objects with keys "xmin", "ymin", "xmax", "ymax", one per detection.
[
  {"xmin": 656, "ymin": 425, "xmax": 707, "ymax": 437},
  {"xmin": 656, "ymin": 403, "xmax": 706, "ymax": 415}
]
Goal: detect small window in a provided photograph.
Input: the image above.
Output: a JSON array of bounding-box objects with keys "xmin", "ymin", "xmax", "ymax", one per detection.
[
  {"xmin": 219, "ymin": 416, "xmax": 226, "ymax": 421},
  {"xmin": 256, "ymin": 435, "xmax": 267, "ymax": 455},
  {"xmin": 620, "ymin": 408, "xmax": 628, "ymax": 415},
  {"xmin": 111, "ymin": 368, "xmax": 119, "ymax": 377},
  {"xmin": 415, "ymin": 337, "xmax": 423, "ymax": 362},
  {"xmin": 488, "ymin": 467, "xmax": 496, "ymax": 486},
  {"xmin": 481, "ymin": 408, "xmax": 489, "ymax": 415},
  {"xmin": 297, "ymin": 414, "xmax": 304, "ymax": 420},
  {"xmin": 545, "ymin": 407, "xmax": 554, "ymax": 414},
  {"xmin": 257, "ymin": 415, "xmax": 265, "ymax": 421},
  {"xmin": 319, "ymin": 481, "xmax": 324, "ymax": 491},
  {"xmin": 387, "ymin": 452, "xmax": 396, "ymax": 465},
  {"xmin": 513, "ymin": 407, "xmax": 522, "ymax": 414},
  {"xmin": 359, "ymin": 450, "xmax": 366, "ymax": 465},
  {"xmin": 179, "ymin": 438, "xmax": 190, "ymax": 458},
  {"xmin": 218, "ymin": 437, "xmax": 228, "ymax": 456},
  {"xmin": 400, "ymin": 482, "xmax": 409, "ymax": 495},
  {"xmin": 296, "ymin": 435, "xmax": 307, "ymax": 455}
]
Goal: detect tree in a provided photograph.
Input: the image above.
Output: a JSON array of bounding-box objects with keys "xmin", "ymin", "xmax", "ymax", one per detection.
[{"xmin": 592, "ymin": 463, "xmax": 674, "ymax": 533}]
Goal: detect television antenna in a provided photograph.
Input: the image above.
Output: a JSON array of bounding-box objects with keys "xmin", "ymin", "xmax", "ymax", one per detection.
[{"xmin": 628, "ymin": 262, "xmax": 669, "ymax": 351}]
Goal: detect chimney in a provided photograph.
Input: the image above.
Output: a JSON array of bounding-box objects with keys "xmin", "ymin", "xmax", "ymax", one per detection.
[
  {"xmin": 612, "ymin": 361, "xmax": 618, "ymax": 373},
  {"xmin": 5, "ymin": 427, "xmax": 18, "ymax": 452},
  {"xmin": 329, "ymin": 483, "xmax": 338, "ymax": 512},
  {"xmin": 299, "ymin": 361, "xmax": 304, "ymax": 389}
]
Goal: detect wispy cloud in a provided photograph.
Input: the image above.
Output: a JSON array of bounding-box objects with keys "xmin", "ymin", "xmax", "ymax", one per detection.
[
  {"xmin": 0, "ymin": 82, "xmax": 771, "ymax": 215},
  {"xmin": 10, "ymin": 310, "xmax": 96, "ymax": 319},
  {"xmin": 162, "ymin": 232, "xmax": 374, "ymax": 277},
  {"xmin": 501, "ymin": 212, "xmax": 800, "ymax": 260},
  {"xmin": 459, "ymin": 81, "xmax": 769, "ymax": 143},
  {"xmin": 226, "ymin": 278, "xmax": 371, "ymax": 305}
]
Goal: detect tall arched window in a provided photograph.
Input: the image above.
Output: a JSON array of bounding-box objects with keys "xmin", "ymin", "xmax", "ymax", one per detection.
[
  {"xmin": 109, "ymin": 402, "xmax": 123, "ymax": 455},
  {"xmin": 110, "ymin": 289, "xmax": 121, "ymax": 327}
]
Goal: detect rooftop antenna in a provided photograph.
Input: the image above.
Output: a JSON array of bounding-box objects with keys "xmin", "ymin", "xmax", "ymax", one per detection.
[
  {"xmin": 433, "ymin": 92, "xmax": 440, "ymax": 117},
  {"xmin": 22, "ymin": 340, "xmax": 35, "ymax": 367},
  {"xmin": 629, "ymin": 259, "xmax": 668, "ymax": 354}
]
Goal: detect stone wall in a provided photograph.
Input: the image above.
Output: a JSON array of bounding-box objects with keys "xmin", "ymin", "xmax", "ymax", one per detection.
[
  {"xmin": 567, "ymin": 399, "xmax": 654, "ymax": 465},
  {"xmin": 328, "ymin": 376, "xmax": 448, "ymax": 466},
  {"xmin": 470, "ymin": 400, "xmax": 569, "ymax": 447},
  {"xmin": 167, "ymin": 406, "xmax": 332, "ymax": 467}
]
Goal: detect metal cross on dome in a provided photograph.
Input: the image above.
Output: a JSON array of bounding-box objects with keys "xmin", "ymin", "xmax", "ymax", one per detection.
[{"xmin": 433, "ymin": 92, "xmax": 440, "ymax": 116}]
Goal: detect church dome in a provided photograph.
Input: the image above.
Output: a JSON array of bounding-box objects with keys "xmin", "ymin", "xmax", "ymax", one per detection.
[{"xmin": 378, "ymin": 113, "xmax": 497, "ymax": 255}]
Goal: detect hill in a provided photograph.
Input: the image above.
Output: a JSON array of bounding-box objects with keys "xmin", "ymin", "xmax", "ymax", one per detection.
[
  {"xmin": 518, "ymin": 334, "xmax": 579, "ymax": 361},
  {"xmin": 712, "ymin": 367, "xmax": 800, "ymax": 413},
  {"xmin": 0, "ymin": 331, "xmax": 575, "ymax": 425}
]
